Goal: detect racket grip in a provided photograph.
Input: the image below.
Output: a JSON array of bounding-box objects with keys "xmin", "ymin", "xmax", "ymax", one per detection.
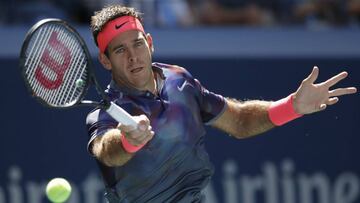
[{"xmin": 106, "ymin": 101, "xmax": 138, "ymax": 128}]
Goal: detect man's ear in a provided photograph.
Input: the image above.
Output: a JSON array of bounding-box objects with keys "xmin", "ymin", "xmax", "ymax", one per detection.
[
  {"xmin": 98, "ymin": 52, "xmax": 112, "ymax": 71},
  {"xmin": 146, "ymin": 33, "xmax": 154, "ymax": 53}
]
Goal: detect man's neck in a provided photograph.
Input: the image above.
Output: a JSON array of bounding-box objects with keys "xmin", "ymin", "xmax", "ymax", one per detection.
[{"xmin": 112, "ymin": 71, "xmax": 157, "ymax": 94}]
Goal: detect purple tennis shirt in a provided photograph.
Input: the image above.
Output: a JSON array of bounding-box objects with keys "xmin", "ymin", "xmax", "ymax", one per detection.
[{"xmin": 86, "ymin": 62, "xmax": 226, "ymax": 202}]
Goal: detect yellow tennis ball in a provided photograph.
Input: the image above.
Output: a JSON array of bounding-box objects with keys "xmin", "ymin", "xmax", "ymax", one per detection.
[
  {"xmin": 75, "ymin": 78, "xmax": 85, "ymax": 88},
  {"xmin": 46, "ymin": 178, "xmax": 72, "ymax": 203}
]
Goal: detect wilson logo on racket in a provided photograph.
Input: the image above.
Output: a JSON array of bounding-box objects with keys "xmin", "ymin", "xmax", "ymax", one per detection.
[
  {"xmin": 21, "ymin": 19, "xmax": 138, "ymax": 126},
  {"xmin": 35, "ymin": 31, "xmax": 71, "ymax": 90}
]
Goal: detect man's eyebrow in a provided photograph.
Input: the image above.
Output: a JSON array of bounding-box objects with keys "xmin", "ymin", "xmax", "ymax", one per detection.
[
  {"xmin": 111, "ymin": 36, "xmax": 145, "ymax": 51},
  {"xmin": 111, "ymin": 44, "xmax": 124, "ymax": 52},
  {"xmin": 133, "ymin": 37, "xmax": 145, "ymax": 43}
]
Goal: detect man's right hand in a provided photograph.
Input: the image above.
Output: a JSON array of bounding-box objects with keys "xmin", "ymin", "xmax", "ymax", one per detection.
[{"xmin": 118, "ymin": 114, "xmax": 155, "ymax": 147}]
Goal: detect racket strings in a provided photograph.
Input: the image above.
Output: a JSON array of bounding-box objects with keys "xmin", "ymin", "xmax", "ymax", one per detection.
[
  {"xmin": 55, "ymin": 33, "xmax": 88, "ymax": 106},
  {"xmin": 56, "ymin": 38, "xmax": 87, "ymax": 105},
  {"xmin": 50, "ymin": 30, "xmax": 80, "ymax": 105},
  {"xmin": 29, "ymin": 25, "xmax": 65, "ymax": 104},
  {"xmin": 27, "ymin": 25, "xmax": 57, "ymax": 101},
  {"xmin": 37, "ymin": 26, "xmax": 64, "ymax": 103},
  {"xmin": 23, "ymin": 23, "xmax": 89, "ymax": 107},
  {"xmin": 25, "ymin": 26, "xmax": 51, "ymax": 82},
  {"xmin": 65, "ymin": 55, "xmax": 87, "ymax": 104},
  {"xmin": 49, "ymin": 26, "xmax": 88, "ymax": 106}
]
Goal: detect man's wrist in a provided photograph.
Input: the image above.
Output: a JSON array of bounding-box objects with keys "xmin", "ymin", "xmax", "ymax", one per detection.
[
  {"xmin": 120, "ymin": 133, "xmax": 145, "ymax": 153},
  {"xmin": 268, "ymin": 94, "xmax": 303, "ymax": 126}
]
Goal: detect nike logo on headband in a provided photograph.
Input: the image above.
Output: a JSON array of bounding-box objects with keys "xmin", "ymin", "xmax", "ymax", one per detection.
[{"xmin": 115, "ymin": 22, "xmax": 128, "ymax": 29}]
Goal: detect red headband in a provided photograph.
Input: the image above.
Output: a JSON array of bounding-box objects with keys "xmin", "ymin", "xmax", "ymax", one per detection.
[{"xmin": 97, "ymin": 16, "xmax": 145, "ymax": 53}]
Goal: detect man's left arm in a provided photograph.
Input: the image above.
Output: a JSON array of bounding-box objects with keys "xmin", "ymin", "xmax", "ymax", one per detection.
[
  {"xmin": 212, "ymin": 66, "xmax": 357, "ymax": 139},
  {"xmin": 212, "ymin": 98, "xmax": 274, "ymax": 138}
]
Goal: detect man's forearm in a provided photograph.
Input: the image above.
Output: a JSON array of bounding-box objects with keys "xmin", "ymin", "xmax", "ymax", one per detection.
[
  {"xmin": 212, "ymin": 98, "xmax": 275, "ymax": 139},
  {"xmin": 92, "ymin": 129, "xmax": 134, "ymax": 167}
]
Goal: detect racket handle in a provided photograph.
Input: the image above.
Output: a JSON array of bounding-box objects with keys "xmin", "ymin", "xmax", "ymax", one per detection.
[{"xmin": 106, "ymin": 101, "xmax": 138, "ymax": 128}]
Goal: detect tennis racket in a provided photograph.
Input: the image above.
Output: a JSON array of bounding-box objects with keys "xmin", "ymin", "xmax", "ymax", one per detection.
[{"xmin": 19, "ymin": 18, "xmax": 137, "ymax": 127}]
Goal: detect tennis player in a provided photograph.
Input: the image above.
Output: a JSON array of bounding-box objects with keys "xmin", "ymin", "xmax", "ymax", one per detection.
[{"xmin": 86, "ymin": 5, "xmax": 357, "ymax": 203}]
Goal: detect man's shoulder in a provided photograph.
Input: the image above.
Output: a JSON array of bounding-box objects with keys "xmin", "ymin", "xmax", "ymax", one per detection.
[
  {"xmin": 152, "ymin": 62, "xmax": 192, "ymax": 79},
  {"xmin": 86, "ymin": 105, "xmax": 113, "ymax": 125},
  {"xmin": 86, "ymin": 107, "xmax": 102, "ymax": 125}
]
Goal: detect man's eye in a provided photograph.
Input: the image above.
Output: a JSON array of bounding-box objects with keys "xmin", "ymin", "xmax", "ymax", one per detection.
[
  {"xmin": 135, "ymin": 41, "xmax": 143, "ymax": 47},
  {"xmin": 115, "ymin": 47, "xmax": 125, "ymax": 54}
]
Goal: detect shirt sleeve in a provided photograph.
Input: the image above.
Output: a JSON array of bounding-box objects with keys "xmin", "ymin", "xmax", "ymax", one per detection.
[
  {"xmin": 86, "ymin": 108, "xmax": 118, "ymax": 154},
  {"xmin": 193, "ymin": 78, "xmax": 227, "ymax": 125}
]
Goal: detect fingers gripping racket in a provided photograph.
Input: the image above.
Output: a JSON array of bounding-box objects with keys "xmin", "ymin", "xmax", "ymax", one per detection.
[{"xmin": 19, "ymin": 18, "xmax": 137, "ymax": 127}]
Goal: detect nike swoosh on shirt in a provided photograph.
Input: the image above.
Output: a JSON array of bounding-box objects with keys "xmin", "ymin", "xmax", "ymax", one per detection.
[
  {"xmin": 177, "ymin": 80, "xmax": 193, "ymax": 91},
  {"xmin": 115, "ymin": 22, "xmax": 128, "ymax": 29}
]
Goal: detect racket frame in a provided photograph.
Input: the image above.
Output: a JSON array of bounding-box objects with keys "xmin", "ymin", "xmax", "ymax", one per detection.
[
  {"xmin": 19, "ymin": 18, "xmax": 137, "ymax": 127},
  {"xmin": 19, "ymin": 18, "xmax": 107, "ymax": 109}
]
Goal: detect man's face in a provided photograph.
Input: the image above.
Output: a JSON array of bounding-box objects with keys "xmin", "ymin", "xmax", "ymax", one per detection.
[{"xmin": 100, "ymin": 30, "xmax": 154, "ymax": 91}]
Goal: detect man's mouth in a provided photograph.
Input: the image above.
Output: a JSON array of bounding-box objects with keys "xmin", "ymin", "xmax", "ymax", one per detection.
[{"xmin": 131, "ymin": 67, "xmax": 144, "ymax": 73}]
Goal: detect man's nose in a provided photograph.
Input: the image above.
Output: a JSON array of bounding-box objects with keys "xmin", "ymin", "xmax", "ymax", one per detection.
[{"xmin": 128, "ymin": 49, "xmax": 137, "ymax": 63}]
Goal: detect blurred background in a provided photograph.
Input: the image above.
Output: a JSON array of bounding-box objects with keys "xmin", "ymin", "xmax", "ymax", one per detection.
[
  {"xmin": 2, "ymin": 0, "xmax": 360, "ymax": 27},
  {"xmin": 0, "ymin": 0, "xmax": 359, "ymax": 203}
]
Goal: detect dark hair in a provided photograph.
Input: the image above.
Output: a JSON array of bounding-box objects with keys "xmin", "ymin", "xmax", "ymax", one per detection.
[{"xmin": 91, "ymin": 5, "xmax": 143, "ymax": 47}]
